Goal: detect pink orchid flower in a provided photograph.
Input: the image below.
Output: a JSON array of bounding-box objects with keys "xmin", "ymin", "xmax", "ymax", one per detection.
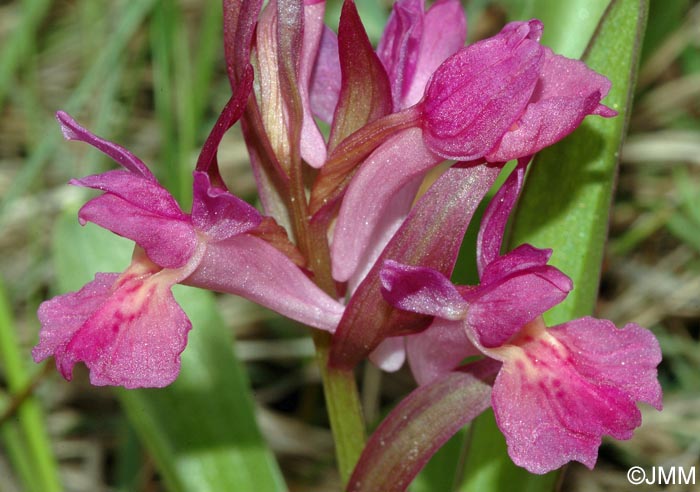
[
  {"xmin": 329, "ymin": 0, "xmax": 467, "ymax": 286},
  {"xmin": 32, "ymin": 111, "xmax": 344, "ymax": 388},
  {"xmin": 322, "ymin": 14, "xmax": 615, "ymax": 288},
  {"xmin": 378, "ymin": 164, "xmax": 662, "ymax": 472},
  {"xmin": 380, "ymin": 247, "xmax": 662, "ymax": 473}
]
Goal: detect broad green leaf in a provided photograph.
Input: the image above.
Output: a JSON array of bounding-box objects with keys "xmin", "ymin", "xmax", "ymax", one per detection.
[
  {"xmin": 458, "ymin": 0, "xmax": 650, "ymax": 491},
  {"xmin": 504, "ymin": 0, "xmax": 610, "ymax": 58},
  {"xmin": 411, "ymin": 430, "xmax": 468, "ymax": 492},
  {"xmin": 52, "ymin": 209, "xmax": 286, "ymax": 492},
  {"xmin": 510, "ymin": 0, "xmax": 649, "ymax": 322}
]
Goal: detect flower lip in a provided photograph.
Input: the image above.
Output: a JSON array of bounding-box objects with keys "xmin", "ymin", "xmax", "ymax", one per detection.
[
  {"xmin": 33, "ymin": 252, "xmax": 196, "ymax": 388},
  {"xmin": 490, "ymin": 317, "xmax": 662, "ymax": 473}
]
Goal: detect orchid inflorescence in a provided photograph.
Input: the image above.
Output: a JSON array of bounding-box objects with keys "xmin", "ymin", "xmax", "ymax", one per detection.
[{"xmin": 34, "ymin": 0, "xmax": 661, "ymax": 485}]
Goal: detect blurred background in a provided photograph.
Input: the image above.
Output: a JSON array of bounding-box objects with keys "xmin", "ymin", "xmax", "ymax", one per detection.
[{"xmin": 0, "ymin": 0, "xmax": 698, "ymax": 490}]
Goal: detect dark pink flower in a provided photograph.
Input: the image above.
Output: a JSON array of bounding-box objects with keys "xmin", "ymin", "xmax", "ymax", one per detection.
[
  {"xmin": 33, "ymin": 111, "xmax": 344, "ymax": 388},
  {"xmin": 421, "ymin": 19, "xmax": 616, "ymax": 162},
  {"xmin": 378, "ymin": 159, "xmax": 661, "ymax": 471},
  {"xmin": 34, "ymin": 251, "xmax": 194, "ymax": 389},
  {"xmin": 327, "ymin": 0, "xmax": 466, "ymax": 284},
  {"xmin": 380, "ymin": 247, "xmax": 662, "ymax": 472},
  {"xmin": 327, "ymin": 16, "xmax": 613, "ymax": 286}
]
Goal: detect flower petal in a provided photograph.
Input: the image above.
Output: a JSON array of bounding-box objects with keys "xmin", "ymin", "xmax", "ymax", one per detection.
[
  {"xmin": 491, "ymin": 319, "xmax": 658, "ymax": 474},
  {"xmin": 73, "ymin": 170, "xmax": 196, "ymax": 269},
  {"xmin": 422, "ymin": 20, "xmax": 543, "ymax": 160},
  {"xmin": 331, "ymin": 127, "xmax": 440, "ymax": 282},
  {"xmin": 486, "ymin": 47, "xmax": 616, "ymax": 161},
  {"xmin": 377, "ymin": 0, "xmax": 425, "ymax": 109},
  {"xmin": 476, "ymin": 159, "xmax": 528, "ymax": 276},
  {"xmin": 299, "ymin": 0, "xmax": 329, "ymax": 168},
  {"xmin": 369, "ymin": 337, "xmax": 407, "ymax": 372},
  {"xmin": 481, "ymin": 243, "xmax": 566, "ymax": 288},
  {"xmin": 404, "ymin": 0, "xmax": 466, "ymax": 107},
  {"xmin": 380, "ymin": 260, "xmax": 467, "ymax": 320},
  {"xmin": 191, "ymin": 171, "xmax": 262, "ymax": 241},
  {"xmin": 33, "ymin": 272, "xmax": 120, "ymax": 372},
  {"xmin": 464, "ymin": 262, "xmax": 572, "ymax": 348},
  {"xmin": 550, "ymin": 318, "xmax": 662, "ymax": 410},
  {"xmin": 406, "ymin": 317, "xmax": 479, "ymax": 385},
  {"xmin": 56, "ymin": 111, "xmax": 153, "ymax": 179},
  {"xmin": 185, "ymin": 234, "xmax": 344, "ymax": 331},
  {"xmin": 309, "ymin": 25, "xmax": 341, "ymax": 123},
  {"xmin": 35, "ymin": 269, "xmax": 191, "ymax": 389}
]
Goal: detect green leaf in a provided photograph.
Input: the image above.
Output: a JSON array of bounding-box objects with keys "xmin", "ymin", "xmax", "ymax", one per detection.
[
  {"xmin": 52, "ymin": 208, "xmax": 286, "ymax": 492},
  {"xmin": 505, "ymin": 0, "xmax": 611, "ymax": 58},
  {"xmin": 458, "ymin": 0, "xmax": 650, "ymax": 491},
  {"xmin": 410, "ymin": 430, "xmax": 468, "ymax": 492},
  {"xmin": 510, "ymin": 0, "xmax": 649, "ymax": 322}
]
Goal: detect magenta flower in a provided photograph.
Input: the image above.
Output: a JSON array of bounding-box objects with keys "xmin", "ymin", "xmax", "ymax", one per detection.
[
  {"xmin": 323, "ymin": 0, "xmax": 467, "ymax": 284},
  {"xmin": 380, "ymin": 247, "xmax": 662, "ymax": 472},
  {"xmin": 34, "ymin": 251, "xmax": 193, "ymax": 389},
  {"xmin": 377, "ymin": 160, "xmax": 662, "ymax": 471},
  {"xmin": 421, "ymin": 19, "xmax": 617, "ymax": 161},
  {"xmin": 33, "ymin": 111, "xmax": 344, "ymax": 388},
  {"xmin": 321, "ymin": 15, "xmax": 615, "ymax": 286}
]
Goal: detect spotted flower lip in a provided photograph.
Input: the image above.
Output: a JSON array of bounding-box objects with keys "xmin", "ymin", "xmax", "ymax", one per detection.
[
  {"xmin": 33, "ymin": 251, "xmax": 197, "ymax": 389},
  {"xmin": 33, "ymin": 111, "xmax": 345, "ymax": 388},
  {"xmin": 377, "ymin": 154, "xmax": 662, "ymax": 472},
  {"xmin": 380, "ymin": 247, "xmax": 662, "ymax": 473},
  {"xmin": 489, "ymin": 316, "xmax": 662, "ymax": 473}
]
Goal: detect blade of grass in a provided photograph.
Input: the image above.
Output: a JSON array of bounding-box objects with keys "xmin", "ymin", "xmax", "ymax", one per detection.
[
  {"xmin": 150, "ymin": 0, "xmax": 223, "ymax": 207},
  {"xmin": 0, "ymin": 277, "xmax": 61, "ymax": 492},
  {"xmin": 190, "ymin": 0, "xmax": 223, "ymax": 125},
  {"xmin": 0, "ymin": 0, "xmax": 158, "ymax": 220},
  {"xmin": 0, "ymin": 418, "xmax": 39, "ymax": 492},
  {"xmin": 0, "ymin": 0, "xmax": 52, "ymax": 111},
  {"xmin": 150, "ymin": 0, "xmax": 183, "ymax": 199},
  {"xmin": 457, "ymin": 0, "xmax": 649, "ymax": 490},
  {"xmin": 53, "ymin": 209, "xmax": 287, "ymax": 492}
]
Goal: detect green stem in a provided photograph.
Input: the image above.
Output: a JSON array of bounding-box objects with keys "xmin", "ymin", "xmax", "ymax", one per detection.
[
  {"xmin": 312, "ymin": 331, "xmax": 366, "ymax": 483},
  {"xmin": 295, "ymin": 185, "xmax": 367, "ymax": 483},
  {"xmin": 285, "ymin": 124, "xmax": 366, "ymax": 485}
]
